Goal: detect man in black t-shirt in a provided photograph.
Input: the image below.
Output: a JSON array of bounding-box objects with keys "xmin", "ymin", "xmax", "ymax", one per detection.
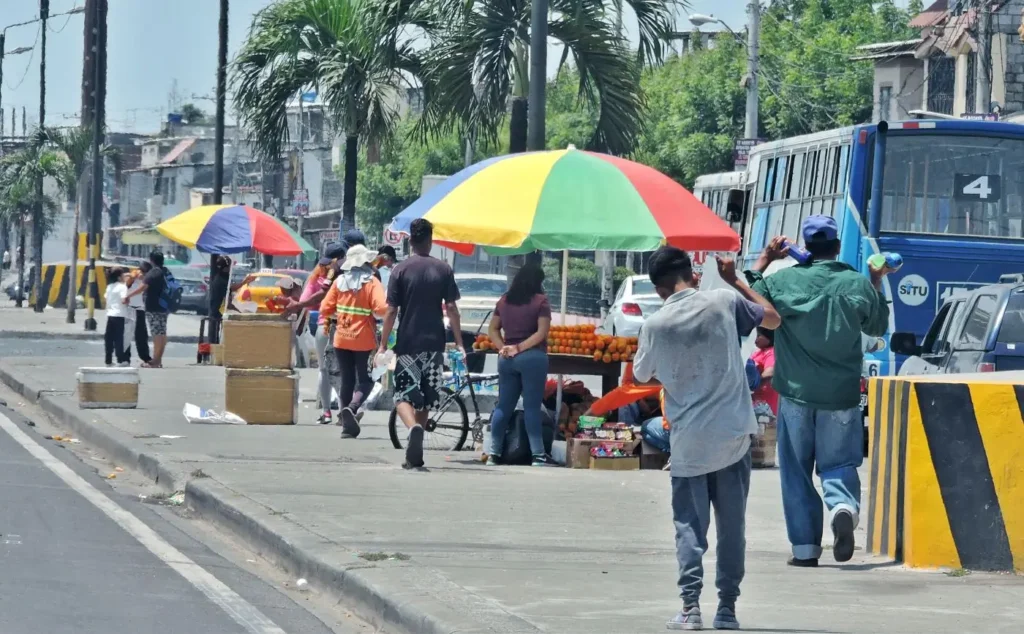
[
  {"xmin": 379, "ymin": 219, "xmax": 463, "ymax": 469},
  {"xmin": 125, "ymin": 251, "xmax": 170, "ymax": 367}
]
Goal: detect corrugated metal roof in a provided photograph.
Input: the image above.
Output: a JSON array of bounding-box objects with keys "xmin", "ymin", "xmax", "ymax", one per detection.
[{"xmin": 159, "ymin": 137, "xmax": 197, "ymax": 165}]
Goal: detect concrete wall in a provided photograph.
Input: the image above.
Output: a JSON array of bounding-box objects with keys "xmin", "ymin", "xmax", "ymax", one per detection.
[
  {"xmin": 993, "ymin": 3, "xmax": 1024, "ymax": 112},
  {"xmin": 875, "ymin": 58, "xmax": 925, "ymax": 121},
  {"xmin": 867, "ymin": 374, "xmax": 1024, "ymax": 571}
]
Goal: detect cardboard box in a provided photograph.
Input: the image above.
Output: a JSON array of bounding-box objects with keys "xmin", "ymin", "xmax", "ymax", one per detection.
[
  {"xmin": 223, "ymin": 314, "xmax": 294, "ymax": 369},
  {"xmin": 225, "ymin": 368, "xmax": 298, "ymax": 425},
  {"xmin": 567, "ymin": 437, "xmax": 640, "ymax": 469},
  {"xmin": 210, "ymin": 344, "xmax": 224, "ymax": 366},
  {"xmin": 76, "ymin": 367, "xmax": 140, "ymax": 409},
  {"xmin": 752, "ymin": 422, "xmax": 777, "ymax": 468},
  {"xmin": 590, "ymin": 456, "xmax": 640, "ymax": 471}
]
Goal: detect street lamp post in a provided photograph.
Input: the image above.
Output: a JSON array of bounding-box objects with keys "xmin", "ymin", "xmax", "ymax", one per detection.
[{"xmin": 689, "ymin": 5, "xmax": 760, "ymax": 139}]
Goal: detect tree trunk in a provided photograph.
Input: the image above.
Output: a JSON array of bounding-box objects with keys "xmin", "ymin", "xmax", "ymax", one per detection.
[
  {"xmin": 67, "ymin": 196, "xmax": 81, "ymax": 323},
  {"xmin": 32, "ymin": 207, "xmax": 45, "ymax": 312},
  {"xmin": 342, "ymin": 134, "xmax": 358, "ymax": 229},
  {"xmin": 509, "ymin": 97, "xmax": 528, "ymax": 153},
  {"xmin": 15, "ymin": 219, "xmax": 26, "ymax": 308}
]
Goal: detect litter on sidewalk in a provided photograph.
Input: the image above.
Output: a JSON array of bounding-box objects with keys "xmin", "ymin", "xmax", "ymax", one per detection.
[{"xmin": 183, "ymin": 403, "xmax": 246, "ymax": 425}]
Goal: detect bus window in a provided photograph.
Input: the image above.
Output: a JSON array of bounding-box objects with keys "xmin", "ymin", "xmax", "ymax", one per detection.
[
  {"xmin": 782, "ymin": 202, "xmax": 802, "ymax": 238},
  {"xmin": 838, "ymin": 145, "xmax": 850, "ymax": 192},
  {"xmin": 773, "ymin": 156, "xmax": 788, "ymax": 201},
  {"xmin": 786, "ymin": 152, "xmax": 805, "ymax": 200},
  {"xmin": 881, "ymin": 134, "xmax": 1024, "ymax": 239}
]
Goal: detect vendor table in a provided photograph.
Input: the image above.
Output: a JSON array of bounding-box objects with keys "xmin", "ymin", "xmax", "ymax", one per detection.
[{"xmin": 481, "ymin": 352, "xmax": 623, "ymax": 396}]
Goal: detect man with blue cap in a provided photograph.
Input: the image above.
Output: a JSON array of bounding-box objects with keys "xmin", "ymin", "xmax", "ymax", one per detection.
[{"xmin": 745, "ymin": 215, "xmax": 890, "ymax": 569}]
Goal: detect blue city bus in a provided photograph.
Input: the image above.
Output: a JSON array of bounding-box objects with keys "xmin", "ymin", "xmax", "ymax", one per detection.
[{"xmin": 697, "ymin": 119, "xmax": 1024, "ymax": 379}]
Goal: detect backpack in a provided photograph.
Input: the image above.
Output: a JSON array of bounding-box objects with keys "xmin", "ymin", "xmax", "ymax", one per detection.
[{"xmin": 159, "ymin": 268, "xmax": 183, "ymax": 312}]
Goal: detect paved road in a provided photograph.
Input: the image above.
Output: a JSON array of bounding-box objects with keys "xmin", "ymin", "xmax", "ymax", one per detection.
[
  {"xmin": 0, "ymin": 403, "xmax": 364, "ymax": 634},
  {"xmin": 1, "ymin": 339, "xmax": 195, "ymax": 359}
]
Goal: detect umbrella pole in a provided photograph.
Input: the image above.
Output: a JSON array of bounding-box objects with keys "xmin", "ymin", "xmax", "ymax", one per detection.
[{"xmin": 554, "ymin": 250, "xmax": 569, "ymax": 426}]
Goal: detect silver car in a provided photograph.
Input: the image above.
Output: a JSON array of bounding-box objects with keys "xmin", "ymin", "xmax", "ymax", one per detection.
[{"xmin": 600, "ymin": 275, "xmax": 663, "ymax": 337}]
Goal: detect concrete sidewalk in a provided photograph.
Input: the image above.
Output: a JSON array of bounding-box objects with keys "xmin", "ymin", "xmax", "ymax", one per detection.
[
  {"xmin": 0, "ymin": 355, "xmax": 1021, "ymax": 634},
  {"xmin": 0, "ymin": 300, "xmax": 201, "ymax": 343}
]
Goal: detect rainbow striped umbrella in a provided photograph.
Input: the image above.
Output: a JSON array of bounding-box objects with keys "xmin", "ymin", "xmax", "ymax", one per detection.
[
  {"xmin": 390, "ymin": 148, "xmax": 739, "ymax": 253},
  {"xmin": 157, "ymin": 204, "xmax": 316, "ymax": 256}
]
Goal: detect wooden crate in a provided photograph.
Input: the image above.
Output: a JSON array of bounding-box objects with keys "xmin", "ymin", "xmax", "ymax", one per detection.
[
  {"xmin": 76, "ymin": 367, "xmax": 140, "ymax": 409},
  {"xmin": 222, "ymin": 314, "xmax": 293, "ymax": 369},
  {"xmin": 225, "ymin": 368, "xmax": 298, "ymax": 425}
]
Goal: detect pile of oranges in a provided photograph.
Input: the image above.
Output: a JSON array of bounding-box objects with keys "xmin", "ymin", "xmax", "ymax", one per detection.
[{"xmin": 473, "ymin": 324, "xmax": 638, "ymax": 364}]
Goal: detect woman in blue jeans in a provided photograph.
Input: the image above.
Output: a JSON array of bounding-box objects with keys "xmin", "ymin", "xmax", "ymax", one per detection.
[{"xmin": 485, "ymin": 264, "xmax": 554, "ymax": 466}]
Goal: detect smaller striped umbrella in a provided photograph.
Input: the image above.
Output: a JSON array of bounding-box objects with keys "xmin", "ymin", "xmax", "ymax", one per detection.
[
  {"xmin": 156, "ymin": 204, "xmax": 316, "ymax": 256},
  {"xmin": 390, "ymin": 147, "xmax": 739, "ymax": 253}
]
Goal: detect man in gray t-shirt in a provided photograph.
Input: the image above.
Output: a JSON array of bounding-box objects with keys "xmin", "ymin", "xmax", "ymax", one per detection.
[{"xmin": 633, "ymin": 246, "xmax": 780, "ymax": 631}]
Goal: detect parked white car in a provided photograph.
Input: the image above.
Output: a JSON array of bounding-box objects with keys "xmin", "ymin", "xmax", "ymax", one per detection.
[
  {"xmin": 448, "ymin": 273, "xmax": 507, "ymax": 335},
  {"xmin": 600, "ymin": 275, "xmax": 664, "ymax": 337}
]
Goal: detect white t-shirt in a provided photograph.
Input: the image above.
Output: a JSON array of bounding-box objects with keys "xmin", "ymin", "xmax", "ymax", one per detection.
[
  {"xmin": 104, "ymin": 282, "xmax": 130, "ymax": 319},
  {"xmin": 127, "ymin": 277, "xmax": 145, "ymax": 310}
]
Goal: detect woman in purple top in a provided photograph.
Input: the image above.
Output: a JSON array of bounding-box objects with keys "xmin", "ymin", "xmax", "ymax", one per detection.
[{"xmin": 485, "ymin": 264, "xmax": 554, "ymax": 466}]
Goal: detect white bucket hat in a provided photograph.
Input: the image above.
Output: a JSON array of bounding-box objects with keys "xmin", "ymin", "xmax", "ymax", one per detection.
[{"xmin": 340, "ymin": 244, "xmax": 375, "ymax": 271}]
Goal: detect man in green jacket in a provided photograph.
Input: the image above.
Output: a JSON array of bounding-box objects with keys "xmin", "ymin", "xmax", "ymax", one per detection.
[{"xmin": 745, "ymin": 215, "xmax": 889, "ymax": 567}]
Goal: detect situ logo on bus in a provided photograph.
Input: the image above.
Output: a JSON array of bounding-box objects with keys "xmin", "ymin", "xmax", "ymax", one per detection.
[{"xmin": 897, "ymin": 274, "xmax": 929, "ymax": 307}]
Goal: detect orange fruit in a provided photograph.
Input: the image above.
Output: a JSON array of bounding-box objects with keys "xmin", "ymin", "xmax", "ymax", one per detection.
[
  {"xmin": 595, "ymin": 339, "xmax": 606, "ymax": 351},
  {"xmin": 602, "ymin": 354, "xmax": 612, "ymax": 363},
  {"xmin": 612, "ymin": 353, "xmax": 621, "ymax": 362},
  {"xmin": 593, "ymin": 351, "xmax": 602, "ymax": 361}
]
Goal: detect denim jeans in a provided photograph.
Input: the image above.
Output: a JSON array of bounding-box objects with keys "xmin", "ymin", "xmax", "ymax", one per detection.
[
  {"xmin": 776, "ymin": 397, "xmax": 863, "ymax": 560},
  {"xmin": 489, "ymin": 347, "xmax": 548, "ymax": 457},
  {"xmin": 642, "ymin": 417, "xmax": 670, "ymax": 454},
  {"xmin": 672, "ymin": 452, "xmax": 751, "ymax": 606}
]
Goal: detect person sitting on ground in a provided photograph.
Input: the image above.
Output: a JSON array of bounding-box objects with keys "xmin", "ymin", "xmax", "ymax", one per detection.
[
  {"xmin": 633, "ymin": 246, "xmax": 779, "ymax": 631},
  {"xmin": 320, "ymin": 245, "xmax": 389, "ymax": 439}
]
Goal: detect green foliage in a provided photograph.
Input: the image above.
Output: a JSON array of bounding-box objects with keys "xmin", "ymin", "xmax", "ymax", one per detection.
[{"xmin": 180, "ymin": 103, "xmax": 207, "ymax": 124}]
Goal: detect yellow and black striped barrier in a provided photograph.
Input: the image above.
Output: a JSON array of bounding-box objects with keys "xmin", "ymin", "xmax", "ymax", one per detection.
[
  {"xmin": 30, "ymin": 261, "xmax": 121, "ymax": 310},
  {"xmin": 868, "ymin": 375, "xmax": 1024, "ymax": 571}
]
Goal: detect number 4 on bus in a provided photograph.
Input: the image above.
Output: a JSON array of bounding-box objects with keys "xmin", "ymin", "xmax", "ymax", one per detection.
[{"xmin": 954, "ymin": 174, "xmax": 1001, "ymax": 202}]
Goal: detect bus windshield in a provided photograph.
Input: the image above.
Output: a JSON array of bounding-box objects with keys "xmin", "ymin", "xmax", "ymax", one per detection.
[{"xmin": 881, "ymin": 134, "xmax": 1024, "ymax": 239}]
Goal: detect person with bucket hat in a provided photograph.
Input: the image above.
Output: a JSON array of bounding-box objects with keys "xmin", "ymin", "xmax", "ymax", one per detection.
[
  {"xmin": 319, "ymin": 244, "xmax": 388, "ymax": 438},
  {"xmin": 284, "ymin": 241, "xmax": 347, "ymax": 423}
]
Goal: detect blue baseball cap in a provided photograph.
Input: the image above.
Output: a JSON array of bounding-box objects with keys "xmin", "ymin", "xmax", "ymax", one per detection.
[
  {"xmin": 801, "ymin": 215, "xmax": 838, "ymax": 244},
  {"xmin": 342, "ymin": 229, "xmax": 366, "ymax": 247},
  {"xmin": 318, "ymin": 241, "xmax": 347, "ymax": 266}
]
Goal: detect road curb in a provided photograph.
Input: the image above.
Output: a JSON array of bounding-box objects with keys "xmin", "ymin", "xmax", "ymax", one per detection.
[
  {"xmin": 0, "ymin": 360, "xmax": 535, "ymax": 634},
  {"xmin": 0, "ymin": 330, "xmax": 194, "ymax": 344},
  {"xmin": 0, "ymin": 363, "xmax": 185, "ymax": 491}
]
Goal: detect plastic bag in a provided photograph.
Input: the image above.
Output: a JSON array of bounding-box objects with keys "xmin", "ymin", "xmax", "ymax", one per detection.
[{"xmin": 183, "ymin": 403, "xmax": 246, "ymax": 425}]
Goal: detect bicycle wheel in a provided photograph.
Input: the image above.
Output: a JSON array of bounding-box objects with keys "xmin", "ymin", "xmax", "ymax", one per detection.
[{"xmin": 388, "ymin": 387, "xmax": 470, "ymax": 451}]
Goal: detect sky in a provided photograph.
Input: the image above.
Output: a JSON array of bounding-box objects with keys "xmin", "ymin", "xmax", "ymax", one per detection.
[{"xmin": 0, "ymin": 0, "xmax": 907, "ymax": 135}]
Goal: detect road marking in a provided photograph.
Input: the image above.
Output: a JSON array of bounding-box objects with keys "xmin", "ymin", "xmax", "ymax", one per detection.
[{"xmin": 0, "ymin": 412, "xmax": 287, "ymax": 634}]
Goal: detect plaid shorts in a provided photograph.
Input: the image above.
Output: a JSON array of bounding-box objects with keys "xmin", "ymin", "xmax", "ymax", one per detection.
[
  {"xmin": 393, "ymin": 352, "xmax": 445, "ymax": 411},
  {"xmin": 146, "ymin": 312, "xmax": 168, "ymax": 337}
]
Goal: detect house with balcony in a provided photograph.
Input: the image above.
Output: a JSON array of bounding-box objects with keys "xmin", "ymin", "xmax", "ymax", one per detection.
[{"xmin": 855, "ymin": 1, "xmax": 1024, "ymax": 121}]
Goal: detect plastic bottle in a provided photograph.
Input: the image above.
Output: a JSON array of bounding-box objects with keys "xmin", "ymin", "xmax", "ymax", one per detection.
[
  {"xmin": 372, "ymin": 350, "xmax": 396, "ymax": 380},
  {"xmin": 867, "ymin": 252, "xmax": 903, "ymax": 273},
  {"xmin": 781, "ymin": 239, "xmax": 813, "ymax": 265}
]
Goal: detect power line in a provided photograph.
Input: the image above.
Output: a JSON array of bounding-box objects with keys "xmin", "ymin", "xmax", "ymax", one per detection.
[{"xmin": 4, "ymin": 24, "xmax": 41, "ymax": 92}]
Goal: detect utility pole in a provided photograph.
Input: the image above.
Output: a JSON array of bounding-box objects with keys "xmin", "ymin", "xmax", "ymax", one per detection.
[
  {"xmin": 976, "ymin": 0, "xmax": 992, "ymax": 114},
  {"xmin": 213, "ymin": 0, "xmax": 228, "ymax": 205},
  {"xmin": 296, "ymin": 95, "xmax": 305, "ymax": 269},
  {"xmin": 84, "ymin": 0, "xmax": 107, "ymax": 331},
  {"xmin": 230, "ymin": 114, "xmax": 239, "ymax": 204},
  {"xmin": 31, "ymin": 0, "xmax": 49, "ymax": 313},
  {"xmin": 744, "ymin": 0, "xmax": 760, "ymax": 139},
  {"xmin": 526, "ymin": 0, "xmax": 547, "ymax": 151}
]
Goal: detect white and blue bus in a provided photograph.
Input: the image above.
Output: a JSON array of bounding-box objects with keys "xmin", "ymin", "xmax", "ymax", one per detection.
[{"xmin": 696, "ymin": 119, "xmax": 1024, "ymax": 378}]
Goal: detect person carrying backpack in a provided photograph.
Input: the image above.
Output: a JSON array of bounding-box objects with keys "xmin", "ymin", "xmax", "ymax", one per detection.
[{"xmin": 124, "ymin": 251, "xmax": 175, "ymax": 368}]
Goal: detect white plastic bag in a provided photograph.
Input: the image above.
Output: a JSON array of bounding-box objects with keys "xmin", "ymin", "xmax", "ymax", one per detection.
[{"xmin": 183, "ymin": 403, "xmax": 247, "ymax": 425}]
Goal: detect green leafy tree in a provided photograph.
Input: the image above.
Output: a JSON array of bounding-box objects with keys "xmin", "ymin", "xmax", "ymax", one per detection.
[
  {"xmin": 233, "ymin": 0, "xmax": 431, "ymax": 227},
  {"xmin": 179, "ymin": 103, "xmax": 207, "ymax": 124},
  {"xmin": 0, "ymin": 130, "xmax": 69, "ymax": 310},
  {"xmin": 421, "ymin": 0, "xmax": 677, "ymax": 155}
]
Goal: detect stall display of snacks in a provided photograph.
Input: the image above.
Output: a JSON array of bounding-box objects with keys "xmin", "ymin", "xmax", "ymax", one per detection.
[{"xmin": 472, "ymin": 325, "xmax": 638, "ymax": 364}]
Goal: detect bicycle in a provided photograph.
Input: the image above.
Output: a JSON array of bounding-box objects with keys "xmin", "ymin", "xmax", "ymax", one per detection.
[{"xmin": 387, "ymin": 311, "xmax": 496, "ymax": 452}]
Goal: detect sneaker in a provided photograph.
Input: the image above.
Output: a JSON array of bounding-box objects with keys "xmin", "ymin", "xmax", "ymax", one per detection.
[
  {"xmin": 485, "ymin": 454, "xmax": 502, "ymax": 466},
  {"xmin": 832, "ymin": 509, "xmax": 856, "ymax": 562},
  {"xmin": 667, "ymin": 604, "xmax": 703, "ymax": 630},
  {"xmin": 712, "ymin": 605, "xmax": 739, "ymax": 630},
  {"xmin": 786, "ymin": 556, "xmax": 818, "ymax": 568},
  {"xmin": 403, "ymin": 425, "xmax": 425, "ymax": 469},
  {"xmin": 531, "ymin": 453, "xmax": 558, "ymax": 467},
  {"xmin": 339, "ymin": 407, "xmax": 361, "ymax": 439},
  {"xmin": 118, "ymin": 362, "xmax": 131, "ymax": 367},
  {"xmin": 316, "ymin": 412, "xmax": 332, "ymax": 425}
]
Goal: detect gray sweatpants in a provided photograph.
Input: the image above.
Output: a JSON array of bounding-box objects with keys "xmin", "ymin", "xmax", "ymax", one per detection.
[
  {"xmin": 315, "ymin": 326, "xmax": 335, "ymax": 410},
  {"xmin": 672, "ymin": 451, "xmax": 751, "ymax": 606}
]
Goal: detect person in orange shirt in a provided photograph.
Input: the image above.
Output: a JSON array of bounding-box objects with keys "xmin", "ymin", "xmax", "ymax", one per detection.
[{"xmin": 319, "ymin": 244, "xmax": 388, "ymax": 438}]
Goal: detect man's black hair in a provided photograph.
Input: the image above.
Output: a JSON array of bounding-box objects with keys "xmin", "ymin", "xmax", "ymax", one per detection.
[
  {"xmin": 647, "ymin": 246, "xmax": 694, "ymax": 290},
  {"xmin": 378, "ymin": 245, "xmax": 397, "ymax": 260},
  {"xmin": 756, "ymin": 326, "xmax": 775, "ymax": 345},
  {"xmin": 805, "ymin": 234, "xmax": 840, "ymax": 259},
  {"xmin": 409, "ymin": 219, "xmax": 433, "ymax": 247},
  {"xmin": 150, "ymin": 251, "xmax": 165, "ymax": 267}
]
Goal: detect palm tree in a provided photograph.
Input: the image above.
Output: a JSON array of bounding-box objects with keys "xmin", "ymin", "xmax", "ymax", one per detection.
[
  {"xmin": 421, "ymin": 0, "xmax": 678, "ymax": 155},
  {"xmin": 0, "ymin": 131, "xmax": 70, "ymax": 310},
  {"xmin": 45, "ymin": 127, "xmax": 121, "ymax": 323},
  {"xmin": 233, "ymin": 0, "xmax": 430, "ymax": 228}
]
